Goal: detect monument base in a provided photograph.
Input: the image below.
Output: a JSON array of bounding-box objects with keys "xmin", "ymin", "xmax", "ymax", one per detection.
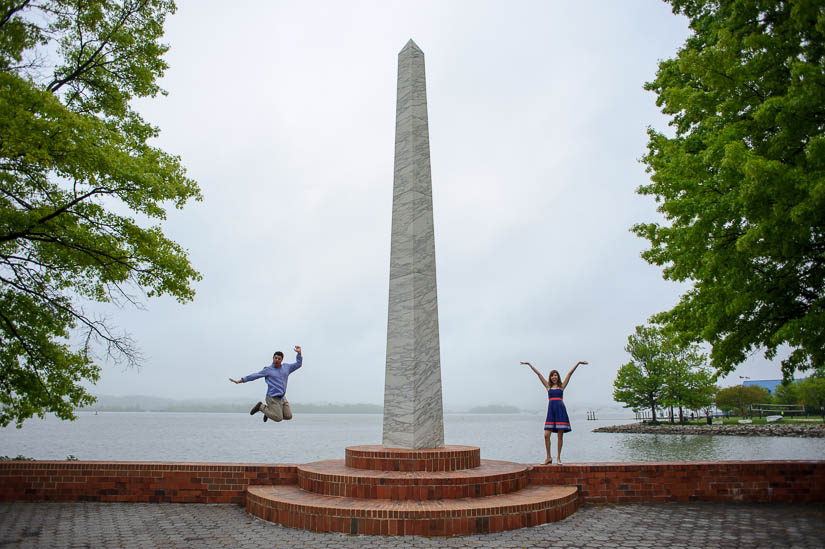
[
  {"xmin": 345, "ymin": 444, "xmax": 480, "ymax": 471},
  {"xmin": 244, "ymin": 445, "xmax": 580, "ymax": 536}
]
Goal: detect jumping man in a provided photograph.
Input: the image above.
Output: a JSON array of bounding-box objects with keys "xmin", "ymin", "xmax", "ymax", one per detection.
[{"xmin": 230, "ymin": 346, "xmax": 303, "ymax": 422}]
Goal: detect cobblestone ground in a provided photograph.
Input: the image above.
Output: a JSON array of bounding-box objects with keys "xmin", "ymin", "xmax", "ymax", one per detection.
[{"xmin": 1, "ymin": 501, "xmax": 823, "ymax": 548}]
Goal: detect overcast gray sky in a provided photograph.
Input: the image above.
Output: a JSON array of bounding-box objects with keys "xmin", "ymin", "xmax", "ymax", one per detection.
[{"xmin": 86, "ymin": 0, "xmax": 788, "ymax": 413}]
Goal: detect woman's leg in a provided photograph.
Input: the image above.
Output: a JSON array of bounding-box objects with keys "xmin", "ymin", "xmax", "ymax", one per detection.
[
  {"xmin": 556, "ymin": 431, "xmax": 564, "ymax": 464},
  {"xmin": 543, "ymin": 430, "xmax": 552, "ymax": 464}
]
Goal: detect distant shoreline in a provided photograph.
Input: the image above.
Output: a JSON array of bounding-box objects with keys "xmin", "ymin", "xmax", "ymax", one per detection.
[
  {"xmin": 80, "ymin": 405, "xmax": 384, "ymax": 414},
  {"xmin": 593, "ymin": 423, "xmax": 825, "ymax": 438},
  {"xmin": 79, "ymin": 399, "xmax": 536, "ymax": 415},
  {"xmin": 78, "ymin": 404, "xmax": 540, "ymax": 415}
]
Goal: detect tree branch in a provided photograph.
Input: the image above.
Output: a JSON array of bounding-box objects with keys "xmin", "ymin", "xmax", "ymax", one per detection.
[
  {"xmin": 0, "ymin": 308, "xmax": 53, "ymax": 399},
  {"xmin": 0, "ymin": 0, "xmax": 31, "ymax": 30},
  {"xmin": 46, "ymin": 0, "xmax": 148, "ymax": 94},
  {"xmin": 0, "ymin": 186, "xmax": 111, "ymax": 243}
]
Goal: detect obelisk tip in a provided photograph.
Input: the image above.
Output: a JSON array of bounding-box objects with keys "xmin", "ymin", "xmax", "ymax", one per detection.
[{"xmin": 400, "ymin": 39, "xmax": 422, "ymax": 54}]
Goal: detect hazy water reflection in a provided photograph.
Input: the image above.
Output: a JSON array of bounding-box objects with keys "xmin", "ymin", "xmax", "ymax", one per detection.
[
  {"xmin": 0, "ymin": 411, "xmax": 822, "ymax": 463},
  {"xmin": 614, "ymin": 434, "xmax": 727, "ymax": 462}
]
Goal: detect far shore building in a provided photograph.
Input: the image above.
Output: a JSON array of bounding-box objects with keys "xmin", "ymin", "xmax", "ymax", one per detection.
[{"xmin": 743, "ymin": 379, "xmax": 797, "ymax": 395}]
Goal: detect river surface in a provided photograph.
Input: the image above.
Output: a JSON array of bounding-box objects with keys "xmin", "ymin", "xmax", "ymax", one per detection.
[{"xmin": 1, "ymin": 412, "xmax": 823, "ymax": 463}]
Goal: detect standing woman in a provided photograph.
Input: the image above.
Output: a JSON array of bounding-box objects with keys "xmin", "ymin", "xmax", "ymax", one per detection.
[{"xmin": 520, "ymin": 360, "xmax": 587, "ymax": 464}]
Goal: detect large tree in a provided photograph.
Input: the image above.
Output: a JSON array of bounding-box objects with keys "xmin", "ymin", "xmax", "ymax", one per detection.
[
  {"xmin": 0, "ymin": 0, "xmax": 201, "ymax": 427},
  {"xmin": 635, "ymin": 0, "xmax": 825, "ymax": 380}
]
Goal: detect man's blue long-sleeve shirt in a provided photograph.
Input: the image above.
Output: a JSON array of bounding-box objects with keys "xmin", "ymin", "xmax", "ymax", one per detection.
[{"xmin": 242, "ymin": 354, "xmax": 302, "ymax": 398}]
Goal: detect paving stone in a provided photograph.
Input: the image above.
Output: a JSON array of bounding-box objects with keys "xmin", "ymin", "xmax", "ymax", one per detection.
[{"xmin": 1, "ymin": 501, "xmax": 823, "ymax": 548}]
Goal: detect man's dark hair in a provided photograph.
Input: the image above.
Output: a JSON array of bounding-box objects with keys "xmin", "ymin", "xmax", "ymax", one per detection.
[{"xmin": 273, "ymin": 351, "xmax": 284, "ymax": 359}]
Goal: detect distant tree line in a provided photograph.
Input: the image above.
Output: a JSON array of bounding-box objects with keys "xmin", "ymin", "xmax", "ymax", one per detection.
[
  {"xmin": 80, "ymin": 399, "xmax": 384, "ymax": 414},
  {"xmin": 467, "ymin": 405, "xmax": 521, "ymax": 414}
]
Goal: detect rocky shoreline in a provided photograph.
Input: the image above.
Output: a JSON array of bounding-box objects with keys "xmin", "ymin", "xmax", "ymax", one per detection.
[{"xmin": 592, "ymin": 422, "xmax": 825, "ymax": 438}]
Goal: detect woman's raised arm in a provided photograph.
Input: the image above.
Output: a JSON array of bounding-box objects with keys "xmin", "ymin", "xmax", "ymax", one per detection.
[
  {"xmin": 561, "ymin": 361, "xmax": 588, "ymax": 389},
  {"xmin": 521, "ymin": 361, "xmax": 549, "ymax": 391}
]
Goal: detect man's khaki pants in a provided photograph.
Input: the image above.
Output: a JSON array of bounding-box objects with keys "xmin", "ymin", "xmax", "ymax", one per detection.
[{"xmin": 262, "ymin": 396, "xmax": 292, "ymax": 421}]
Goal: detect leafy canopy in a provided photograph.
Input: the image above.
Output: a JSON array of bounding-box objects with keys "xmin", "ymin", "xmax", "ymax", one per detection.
[
  {"xmin": 613, "ymin": 325, "xmax": 668, "ymax": 422},
  {"xmin": 715, "ymin": 384, "xmax": 770, "ymax": 417},
  {"xmin": 797, "ymin": 374, "xmax": 825, "ymax": 420},
  {"xmin": 636, "ymin": 0, "xmax": 825, "ymax": 379},
  {"xmin": 771, "ymin": 380, "xmax": 800, "ymax": 405},
  {"xmin": 613, "ymin": 324, "xmax": 713, "ymax": 422},
  {"xmin": 0, "ymin": 0, "xmax": 201, "ymax": 427}
]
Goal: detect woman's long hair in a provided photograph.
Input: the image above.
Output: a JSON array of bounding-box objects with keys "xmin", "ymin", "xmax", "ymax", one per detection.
[{"xmin": 548, "ymin": 369, "xmax": 562, "ymax": 388}]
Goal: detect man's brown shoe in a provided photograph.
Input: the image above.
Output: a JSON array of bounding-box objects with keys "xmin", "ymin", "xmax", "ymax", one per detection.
[{"xmin": 250, "ymin": 402, "xmax": 262, "ymax": 415}]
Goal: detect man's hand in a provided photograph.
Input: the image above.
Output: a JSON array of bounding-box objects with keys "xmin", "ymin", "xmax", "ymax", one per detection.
[
  {"xmin": 520, "ymin": 361, "xmax": 532, "ymax": 366},
  {"xmin": 229, "ymin": 378, "xmax": 243, "ymax": 384},
  {"xmin": 295, "ymin": 345, "xmax": 302, "ymax": 356}
]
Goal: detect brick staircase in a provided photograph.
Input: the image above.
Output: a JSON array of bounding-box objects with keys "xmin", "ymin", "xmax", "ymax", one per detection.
[{"xmin": 245, "ymin": 445, "xmax": 579, "ymax": 536}]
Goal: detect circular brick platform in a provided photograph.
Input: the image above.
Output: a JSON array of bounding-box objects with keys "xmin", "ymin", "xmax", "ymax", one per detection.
[
  {"xmin": 298, "ymin": 459, "xmax": 529, "ymax": 500},
  {"xmin": 345, "ymin": 445, "xmax": 481, "ymax": 471},
  {"xmin": 245, "ymin": 445, "xmax": 581, "ymax": 536},
  {"xmin": 246, "ymin": 484, "xmax": 579, "ymax": 536}
]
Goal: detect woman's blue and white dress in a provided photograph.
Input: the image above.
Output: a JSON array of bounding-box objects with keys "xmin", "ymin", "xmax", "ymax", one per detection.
[{"xmin": 544, "ymin": 388, "xmax": 571, "ymax": 432}]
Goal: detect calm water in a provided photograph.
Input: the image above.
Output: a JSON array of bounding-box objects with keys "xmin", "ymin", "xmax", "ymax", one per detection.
[{"xmin": 1, "ymin": 412, "xmax": 823, "ymax": 463}]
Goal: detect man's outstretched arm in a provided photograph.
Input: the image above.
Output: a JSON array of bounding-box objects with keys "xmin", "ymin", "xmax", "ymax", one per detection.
[{"xmin": 229, "ymin": 369, "xmax": 268, "ymax": 384}]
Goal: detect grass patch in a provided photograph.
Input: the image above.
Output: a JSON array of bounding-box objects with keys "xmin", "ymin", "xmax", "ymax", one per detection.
[{"xmin": 681, "ymin": 417, "xmax": 823, "ymax": 426}]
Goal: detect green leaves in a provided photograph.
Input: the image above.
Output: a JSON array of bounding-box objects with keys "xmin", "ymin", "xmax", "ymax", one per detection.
[
  {"xmin": 613, "ymin": 324, "xmax": 716, "ymax": 422},
  {"xmin": 715, "ymin": 384, "xmax": 770, "ymax": 417},
  {"xmin": 636, "ymin": 0, "xmax": 825, "ymax": 378},
  {"xmin": 47, "ymin": 0, "xmax": 175, "ymax": 117},
  {"xmin": 0, "ymin": 1, "xmax": 201, "ymax": 427},
  {"xmin": 797, "ymin": 375, "xmax": 825, "ymax": 420}
]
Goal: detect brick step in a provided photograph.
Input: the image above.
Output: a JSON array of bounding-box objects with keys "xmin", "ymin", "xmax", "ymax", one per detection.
[
  {"xmin": 345, "ymin": 444, "xmax": 480, "ymax": 471},
  {"xmin": 298, "ymin": 459, "xmax": 528, "ymax": 500},
  {"xmin": 246, "ymin": 484, "xmax": 579, "ymax": 536}
]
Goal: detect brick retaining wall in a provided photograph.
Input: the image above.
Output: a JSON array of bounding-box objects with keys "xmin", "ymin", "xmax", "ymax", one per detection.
[
  {"xmin": 529, "ymin": 461, "xmax": 825, "ymax": 503},
  {"xmin": 1, "ymin": 460, "xmax": 822, "ymax": 504},
  {"xmin": 0, "ymin": 462, "xmax": 297, "ymax": 504}
]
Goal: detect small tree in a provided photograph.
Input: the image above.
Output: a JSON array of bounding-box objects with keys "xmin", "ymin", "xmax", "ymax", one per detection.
[
  {"xmin": 614, "ymin": 323, "xmax": 716, "ymax": 423},
  {"xmin": 613, "ymin": 325, "xmax": 668, "ymax": 423},
  {"xmin": 715, "ymin": 385, "xmax": 770, "ymax": 418},
  {"xmin": 662, "ymin": 344, "xmax": 713, "ymax": 423},
  {"xmin": 772, "ymin": 382, "xmax": 800, "ymax": 406},
  {"xmin": 797, "ymin": 377, "xmax": 825, "ymax": 422},
  {"xmin": 683, "ymin": 368, "xmax": 717, "ymax": 420}
]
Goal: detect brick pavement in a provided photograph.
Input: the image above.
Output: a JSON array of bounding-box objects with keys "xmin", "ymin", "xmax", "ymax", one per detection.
[{"xmin": 1, "ymin": 501, "xmax": 823, "ymax": 548}]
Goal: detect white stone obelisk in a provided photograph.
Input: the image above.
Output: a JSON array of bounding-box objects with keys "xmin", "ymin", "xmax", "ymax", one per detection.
[{"xmin": 382, "ymin": 40, "xmax": 445, "ymax": 450}]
